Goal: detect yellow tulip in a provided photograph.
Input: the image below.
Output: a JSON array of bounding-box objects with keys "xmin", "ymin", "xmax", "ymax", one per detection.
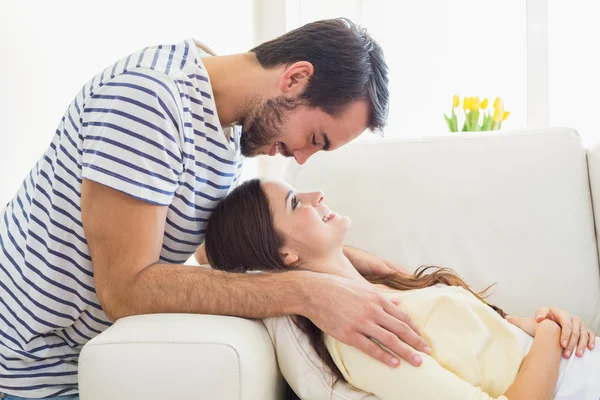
[
  {"xmin": 493, "ymin": 106, "xmax": 503, "ymax": 122},
  {"xmin": 463, "ymin": 96, "xmax": 471, "ymax": 111},
  {"xmin": 502, "ymin": 111, "xmax": 510, "ymax": 121},
  {"xmin": 494, "ymin": 97, "xmax": 503, "ymax": 110},
  {"xmin": 481, "ymin": 98, "xmax": 489, "ymax": 109},
  {"xmin": 453, "ymin": 95, "xmax": 460, "ymax": 108},
  {"xmin": 470, "ymin": 96, "xmax": 480, "ymax": 111}
]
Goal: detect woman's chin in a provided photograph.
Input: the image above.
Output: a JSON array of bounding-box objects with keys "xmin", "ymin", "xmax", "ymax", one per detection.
[
  {"xmin": 339, "ymin": 215, "xmax": 351, "ymax": 230},
  {"xmin": 325, "ymin": 215, "xmax": 351, "ymax": 235}
]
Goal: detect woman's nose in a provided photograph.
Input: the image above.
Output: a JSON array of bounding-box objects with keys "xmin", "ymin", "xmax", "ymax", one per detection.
[{"xmin": 297, "ymin": 191, "xmax": 324, "ymax": 206}]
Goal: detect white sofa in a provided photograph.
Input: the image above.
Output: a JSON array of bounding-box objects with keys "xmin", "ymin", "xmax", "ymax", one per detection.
[{"xmin": 79, "ymin": 127, "xmax": 600, "ymax": 399}]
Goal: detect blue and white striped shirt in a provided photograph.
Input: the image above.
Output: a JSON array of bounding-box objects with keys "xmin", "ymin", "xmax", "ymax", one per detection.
[{"xmin": 0, "ymin": 39, "xmax": 243, "ymax": 398}]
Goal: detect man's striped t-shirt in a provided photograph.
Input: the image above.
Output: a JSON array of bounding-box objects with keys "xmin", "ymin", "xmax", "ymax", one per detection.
[{"xmin": 0, "ymin": 39, "xmax": 243, "ymax": 398}]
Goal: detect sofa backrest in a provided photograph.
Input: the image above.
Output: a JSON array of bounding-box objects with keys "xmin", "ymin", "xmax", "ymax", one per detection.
[{"xmin": 284, "ymin": 127, "xmax": 600, "ymax": 331}]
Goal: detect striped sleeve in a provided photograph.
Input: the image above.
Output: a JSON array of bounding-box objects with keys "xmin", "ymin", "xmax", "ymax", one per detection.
[
  {"xmin": 232, "ymin": 160, "xmax": 244, "ymax": 188},
  {"xmin": 81, "ymin": 69, "xmax": 184, "ymax": 205}
]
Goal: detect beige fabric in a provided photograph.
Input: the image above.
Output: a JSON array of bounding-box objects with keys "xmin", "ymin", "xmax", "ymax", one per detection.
[{"xmin": 326, "ymin": 286, "xmax": 522, "ymax": 400}]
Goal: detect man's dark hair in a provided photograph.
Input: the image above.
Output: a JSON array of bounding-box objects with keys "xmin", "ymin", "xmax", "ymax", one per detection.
[{"xmin": 250, "ymin": 18, "xmax": 389, "ymax": 132}]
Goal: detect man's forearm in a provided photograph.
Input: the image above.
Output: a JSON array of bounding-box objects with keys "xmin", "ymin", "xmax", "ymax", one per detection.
[{"xmin": 104, "ymin": 264, "xmax": 308, "ymax": 321}]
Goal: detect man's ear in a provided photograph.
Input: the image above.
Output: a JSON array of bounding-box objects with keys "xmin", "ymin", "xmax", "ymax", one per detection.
[
  {"xmin": 279, "ymin": 61, "xmax": 314, "ymax": 95},
  {"xmin": 280, "ymin": 250, "xmax": 299, "ymax": 266}
]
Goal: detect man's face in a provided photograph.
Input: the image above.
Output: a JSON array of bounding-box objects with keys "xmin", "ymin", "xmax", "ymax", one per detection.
[{"xmin": 240, "ymin": 98, "xmax": 370, "ymax": 165}]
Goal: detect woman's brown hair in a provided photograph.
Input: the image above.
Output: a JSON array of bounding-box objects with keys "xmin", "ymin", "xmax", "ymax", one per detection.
[{"xmin": 205, "ymin": 179, "xmax": 506, "ymax": 380}]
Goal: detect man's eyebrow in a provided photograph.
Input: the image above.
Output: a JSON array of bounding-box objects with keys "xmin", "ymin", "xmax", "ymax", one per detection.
[
  {"xmin": 285, "ymin": 190, "xmax": 294, "ymax": 206},
  {"xmin": 322, "ymin": 133, "xmax": 331, "ymax": 151}
]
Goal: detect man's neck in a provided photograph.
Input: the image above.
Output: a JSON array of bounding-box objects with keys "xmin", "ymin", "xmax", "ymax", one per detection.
[{"xmin": 201, "ymin": 53, "xmax": 283, "ymax": 128}]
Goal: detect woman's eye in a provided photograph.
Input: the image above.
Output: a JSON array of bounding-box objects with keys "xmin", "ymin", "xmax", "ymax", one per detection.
[{"xmin": 292, "ymin": 196, "xmax": 298, "ymax": 210}]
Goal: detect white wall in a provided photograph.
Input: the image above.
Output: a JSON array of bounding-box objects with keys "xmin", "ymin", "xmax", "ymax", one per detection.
[
  {"xmin": 0, "ymin": 0, "xmax": 255, "ymax": 205},
  {"xmin": 297, "ymin": 0, "xmax": 528, "ymax": 138},
  {"xmin": 548, "ymin": 0, "xmax": 600, "ymax": 146}
]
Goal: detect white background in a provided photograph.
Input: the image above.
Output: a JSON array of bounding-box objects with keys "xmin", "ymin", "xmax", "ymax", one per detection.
[
  {"xmin": 296, "ymin": 0, "xmax": 528, "ymax": 138},
  {"xmin": 548, "ymin": 0, "xmax": 600, "ymax": 144},
  {"xmin": 0, "ymin": 0, "xmax": 255, "ymax": 205}
]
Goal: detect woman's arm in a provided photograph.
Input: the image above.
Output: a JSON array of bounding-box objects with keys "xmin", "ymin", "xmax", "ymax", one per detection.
[
  {"xmin": 503, "ymin": 319, "xmax": 562, "ymax": 400},
  {"xmin": 326, "ymin": 319, "xmax": 562, "ymax": 400},
  {"xmin": 508, "ymin": 307, "xmax": 596, "ymax": 358}
]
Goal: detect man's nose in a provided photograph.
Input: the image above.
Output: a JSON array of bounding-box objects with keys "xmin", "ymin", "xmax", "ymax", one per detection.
[{"xmin": 293, "ymin": 147, "xmax": 318, "ymax": 165}]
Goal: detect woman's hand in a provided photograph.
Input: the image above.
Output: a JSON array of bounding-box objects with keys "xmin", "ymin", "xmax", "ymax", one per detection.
[
  {"xmin": 534, "ymin": 307, "xmax": 595, "ymax": 358},
  {"xmin": 507, "ymin": 308, "xmax": 596, "ymax": 358},
  {"xmin": 343, "ymin": 246, "xmax": 409, "ymax": 276}
]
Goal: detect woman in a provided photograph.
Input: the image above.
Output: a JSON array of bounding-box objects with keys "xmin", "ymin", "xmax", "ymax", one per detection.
[{"xmin": 205, "ymin": 179, "xmax": 600, "ymax": 400}]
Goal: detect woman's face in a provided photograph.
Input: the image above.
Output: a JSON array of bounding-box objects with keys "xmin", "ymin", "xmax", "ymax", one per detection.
[{"xmin": 261, "ymin": 181, "xmax": 351, "ymax": 262}]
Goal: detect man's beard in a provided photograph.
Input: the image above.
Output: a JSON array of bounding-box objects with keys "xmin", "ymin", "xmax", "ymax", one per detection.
[{"xmin": 240, "ymin": 96, "xmax": 301, "ymax": 157}]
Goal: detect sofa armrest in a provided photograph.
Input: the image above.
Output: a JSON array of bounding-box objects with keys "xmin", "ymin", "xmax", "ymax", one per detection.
[
  {"xmin": 588, "ymin": 143, "xmax": 600, "ymax": 279},
  {"xmin": 78, "ymin": 314, "xmax": 285, "ymax": 400}
]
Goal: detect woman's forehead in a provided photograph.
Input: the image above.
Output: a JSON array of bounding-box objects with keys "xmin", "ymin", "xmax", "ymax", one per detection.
[{"xmin": 262, "ymin": 181, "xmax": 295, "ymax": 196}]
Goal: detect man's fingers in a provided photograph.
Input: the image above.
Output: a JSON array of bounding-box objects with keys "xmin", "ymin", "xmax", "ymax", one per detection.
[
  {"xmin": 354, "ymin": 334, "xmax": 401, "ymax": 368},
  {"xmin": 379, "ymin": 311, "xmax": 430, "ymax": 356},
  {"xmin": 383, "ymin": 298, "xmax": 422, "ymax": 337},
  {"xmin": 564, "ymin": 317, "xmax": 579, "ymax": 358},
  {"xmin": 388, "ymin": 297, "xmax": 426, "ymax": 343},
  {"xmin": 589, "ymin": 332, "xmax": 596, "ymax": 350},
  {"xmin": 366, "ymin": 326, "xmax": 424, "ymax": 367},
  {"xmin": 383, "ymin": 301, "xmax": 429, "ymax": 352}
]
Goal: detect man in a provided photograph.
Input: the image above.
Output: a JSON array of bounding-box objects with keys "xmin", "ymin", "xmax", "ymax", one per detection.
[{"xmin": 0, "ymin": 18, "xmax": 429, "ymax": 399}]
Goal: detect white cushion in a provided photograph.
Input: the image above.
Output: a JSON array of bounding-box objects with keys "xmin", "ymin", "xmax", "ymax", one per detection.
[
  {"xmin": 263, "ymin": 316, "xmax": 377, "ymax": 400},
  {"xmin": 283, "ymin": 127, "xmax": 600, "ymax": 332},
  {"xmin": 79, "ymin": 314, "xmax": 284, "ymax": 400}
]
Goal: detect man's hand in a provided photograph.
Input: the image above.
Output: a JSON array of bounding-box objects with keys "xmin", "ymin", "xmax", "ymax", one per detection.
[
  {"xmin": 300, "ymin": 272, "xmax": 431, "ymax": 368},
  {"xmin": 343, "ymin": 246, "xmax": 409, "ymax": 276}
]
